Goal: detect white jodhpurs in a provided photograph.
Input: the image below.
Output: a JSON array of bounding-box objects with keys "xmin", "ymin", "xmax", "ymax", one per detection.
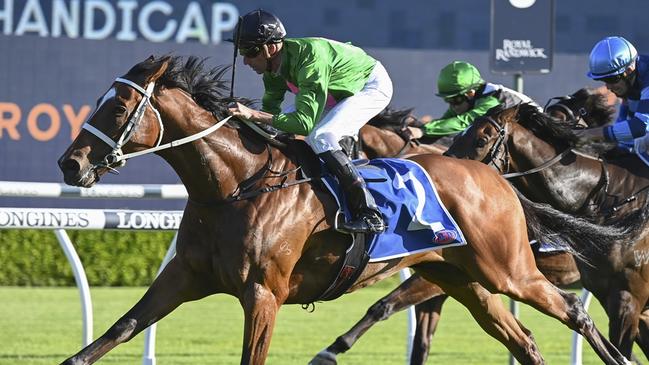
[{"xmin": 303, "ymin": 61, "xmax": 393, "ymax": 154}]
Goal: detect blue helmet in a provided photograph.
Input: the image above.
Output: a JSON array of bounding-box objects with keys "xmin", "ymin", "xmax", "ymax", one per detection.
[{"xmin": 587, "ymin": 36, "xmax": 638, "ymax": 80}]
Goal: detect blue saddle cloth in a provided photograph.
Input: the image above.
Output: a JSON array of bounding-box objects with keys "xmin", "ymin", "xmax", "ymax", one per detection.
[{"xmin": 321, "ymin": 158, "xmax": 466, "ymax": 262}]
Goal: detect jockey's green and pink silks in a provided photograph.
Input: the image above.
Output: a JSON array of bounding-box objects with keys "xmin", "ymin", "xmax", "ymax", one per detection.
[{"xmin": 261, "ymin": 37, "xmax": 378, "ymax": 136}]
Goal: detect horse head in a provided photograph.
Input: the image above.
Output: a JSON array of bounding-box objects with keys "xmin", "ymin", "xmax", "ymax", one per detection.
[
  {"xmin": 58, "ymin": 55, "xmax": 171, "ymax": 187},
  {"xmin": 445, "ymin": 105, "xmax": 519, "ymax": 173},
  {"xmin": 544, "ymin": 87, "xmax": 616, "ymax": 128}
]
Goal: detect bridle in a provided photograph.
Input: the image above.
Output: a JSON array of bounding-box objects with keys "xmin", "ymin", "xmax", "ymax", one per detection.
[
  {"xmin": 81, "ymin": 77, "xmax": 231, "ymax": 172},
  {"xmin": 480, "ymin": 116, "xmax": 573, "ymax": 179},
  {"xmin": 544, "ymin": 95, "xmax": 589, "ymax": 128}
]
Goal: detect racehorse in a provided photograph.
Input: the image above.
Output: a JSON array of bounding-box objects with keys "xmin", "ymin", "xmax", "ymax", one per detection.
[
  {"xmin": 57, "ymin": 56, "xmax": 629, "ymax": 365},
  {"xmin": 311, "ymin": 95, "xmax": 594, "ymax": 364},
  {"xmin": 445, "ymin": 102, "xmax": 649, "ymax": 360},
  {"xmin": 544, "ymin": 87, "xmax": 616, "ymax": 129},
  {"xmin": 360, "ymin": 108, "xmax": 447, "ymax": 159}
]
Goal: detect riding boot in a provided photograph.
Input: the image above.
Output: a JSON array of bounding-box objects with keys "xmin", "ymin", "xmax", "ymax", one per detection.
[{"xmin": 319, "ymin": 149, "xmax": 386, "ymax": 234}]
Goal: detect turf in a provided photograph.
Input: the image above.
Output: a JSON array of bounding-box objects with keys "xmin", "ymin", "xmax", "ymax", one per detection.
[{"xmin": 0, "ymin": 283, "xmax": 613, "ymax": 364}]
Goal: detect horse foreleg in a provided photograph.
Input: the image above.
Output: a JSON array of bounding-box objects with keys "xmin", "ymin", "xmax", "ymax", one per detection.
[
  {"xmin": 241, "ymin": 282, "xmax": 282, "ymax": 365},
  {"xmin": 60, "ymin": 258, "xmax": 213, "ymax": 365},
  {"xmin": 413, "ymin": 262, "xmax": 546, "ymax": 365},
  {"xmin": 308, "ymin": 274, "xmax": 445, "ymax": 365},
  {"xmin": 410, "ymin": 294, "xmax": 448, "ymax": 365}
]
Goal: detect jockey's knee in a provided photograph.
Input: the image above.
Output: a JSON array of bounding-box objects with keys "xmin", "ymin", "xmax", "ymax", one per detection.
[{"xmin": 307, "ymin": 131, "xmax": 343, "ymax": 154}]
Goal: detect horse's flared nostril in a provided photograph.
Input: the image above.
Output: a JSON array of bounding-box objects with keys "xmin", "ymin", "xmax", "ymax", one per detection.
[{"xmin": 59, "ymin": 158, "xmax": 81, "ymax": 175}]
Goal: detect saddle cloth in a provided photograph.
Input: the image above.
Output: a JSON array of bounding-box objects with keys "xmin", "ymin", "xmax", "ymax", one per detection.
[{"xmin": 322, "ymin": 158, "xmax": 467, "ymax": 262}]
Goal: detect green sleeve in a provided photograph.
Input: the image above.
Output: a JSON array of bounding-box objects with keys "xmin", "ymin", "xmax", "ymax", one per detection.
[
  {"xmin": 261, "ymin": 73, "xmax": 288, "ymax": 115},
  {"xmin": 271, "ymin": 50, "xmax": 329, "ymax": 135},
  {"xmin": 422, "ymin": 96, "xmax": 500, "ymax": 136}
]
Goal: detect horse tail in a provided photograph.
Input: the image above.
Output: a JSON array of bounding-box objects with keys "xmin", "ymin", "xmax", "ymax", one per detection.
[{"xmin": 514, "ymin": 187, "xmax": 648, "ymax": 262}]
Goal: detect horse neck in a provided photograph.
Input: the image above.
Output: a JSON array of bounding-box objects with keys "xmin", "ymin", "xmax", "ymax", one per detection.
[
  {"xmin": 360, "ymin": 125, "xmax": 406, "ymax": 158},
  {"xmin": 155, "ymin": 89, "xmax": 283, "ymax": 203},
  {"xmin": 507, "ymin": 123, "xmax": 602, "ymax": 212}
]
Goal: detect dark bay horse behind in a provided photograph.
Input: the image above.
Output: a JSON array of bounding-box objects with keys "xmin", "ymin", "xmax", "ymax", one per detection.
[
  {"xmin": 57, "ymin": 56, "xmax": 628, "ymax": 365},
  {"xmin": 446, "ymin": 102, "xmax": 649, "ymax": 360}
]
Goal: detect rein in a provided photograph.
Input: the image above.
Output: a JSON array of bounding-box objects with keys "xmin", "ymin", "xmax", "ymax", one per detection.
[
  {"xmin": 482, "ymin": 116, "xmax": 593, "ymax": 179},
  {"xmin": 394, "ymin": 138, "xmax": 419, "ymax": 157},
  {"xmin": 85, "ymin": 77, "xmax": 314, "ymax": 206},
  {"xmin": 82, "ymin": 78, "xmax": 233, "ymax": 170}
]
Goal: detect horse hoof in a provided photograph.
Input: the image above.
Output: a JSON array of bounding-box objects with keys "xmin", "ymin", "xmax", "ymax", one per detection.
[{"xmin": 308, "ymin": 349, "xmax": 337, "ymax": 365}]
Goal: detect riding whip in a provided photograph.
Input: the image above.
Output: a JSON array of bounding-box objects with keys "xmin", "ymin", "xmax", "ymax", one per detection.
[{"xmin": 230, "ymin": 16, "xmax": 243, "ymax": 100}]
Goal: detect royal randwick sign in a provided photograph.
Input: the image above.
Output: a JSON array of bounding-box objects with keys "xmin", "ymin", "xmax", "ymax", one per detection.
[{"xmin": 490, "ymin": 0, "xmax": 554, "ymax": 74}]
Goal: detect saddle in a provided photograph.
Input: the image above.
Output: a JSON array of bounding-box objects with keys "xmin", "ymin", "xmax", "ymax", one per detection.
[{"xmin": 238, "ymin": 120, "xmax": 373, "ymax": 302}]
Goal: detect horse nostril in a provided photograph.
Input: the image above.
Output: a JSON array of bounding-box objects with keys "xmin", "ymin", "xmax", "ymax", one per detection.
[{"xmin": 60, "ymin": 158, "xmax": 81, "ymax": 174}]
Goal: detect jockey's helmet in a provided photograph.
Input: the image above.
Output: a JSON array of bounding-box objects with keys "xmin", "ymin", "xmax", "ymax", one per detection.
[
  {"xmin": 236, "ymin": 9, "xmax": 286, "ymax": 49},
  {"xmin": 436, "ymin": 61, "xmax": 484, "ymax": 97},
  {"xmin": 587, "ymin": 36, "xmax": 638, "ymax": 80}
]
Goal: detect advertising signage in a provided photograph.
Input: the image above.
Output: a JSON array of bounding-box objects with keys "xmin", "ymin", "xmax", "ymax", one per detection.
[{"xmin": 490, "ymin": 0, "xmax": 554, "ymax": 74}]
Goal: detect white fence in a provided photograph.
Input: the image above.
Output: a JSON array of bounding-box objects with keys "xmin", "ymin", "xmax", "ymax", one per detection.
[
  {"xmin": 0, "ymin": 180, "xmax": 592, "ymax": 364},
  {"xmin": 0, "ymin": 181, "xmax": 187, "ymax": 365}
]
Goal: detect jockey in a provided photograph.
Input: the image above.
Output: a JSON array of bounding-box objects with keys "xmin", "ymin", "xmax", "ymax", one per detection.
[
  {"xmin": 577, "ymin": 36, "xmax": 649, "ymax": 164},
  {"xmin": 227, "ymin": 9, "xmax": 393, "ymax": 234},
  {"xmin": 409, "ymin": 61, "xmax": 539, "ymax": 139}
]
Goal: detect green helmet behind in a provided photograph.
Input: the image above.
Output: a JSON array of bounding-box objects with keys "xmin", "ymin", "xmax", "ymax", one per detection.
[{"xmin": 436, "ymin": 61, "xmax": 484, "ymax": 97}]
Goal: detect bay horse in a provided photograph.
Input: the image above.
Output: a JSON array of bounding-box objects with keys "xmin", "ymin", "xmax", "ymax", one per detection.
[
  {"xmin": 57, "ymin": 56, "xmax": 629, "ymax": 365},
  {"xmin": 360, "ymin": 108, "xmax": 448, "ymax": 159},
  {"xmin": 311, "ymin": 98, "xmax": 589, "ymax": 364},
  {"xmin": 445, "ymin": 102, "xmax": 649, "ymax": 360}
]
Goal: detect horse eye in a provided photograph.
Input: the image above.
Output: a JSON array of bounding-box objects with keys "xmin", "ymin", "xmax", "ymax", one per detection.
[
  {"xmin": 477, "ymin": 138, "xmax": 487, "ymax": 148},
  {"xmin": 115, "ymin": 105, "xmax": 128, "ymax": 116}
]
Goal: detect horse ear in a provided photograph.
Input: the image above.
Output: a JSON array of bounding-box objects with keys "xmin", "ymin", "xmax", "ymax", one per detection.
[
  {"xmin": 145, "ymin": 57, "xmax": 169, "ymax": 84},
  {"xmin": 500, "ymin": 105, "xmax": 519, "ymax": 122}
]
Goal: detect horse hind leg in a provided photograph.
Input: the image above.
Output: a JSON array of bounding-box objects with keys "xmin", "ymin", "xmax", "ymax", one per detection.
[
  {"xmin": 506, "ymin": 275, "xmax": 631, "ymax": 365},
  {"xmin": 414, "ymin": 262, "xmax": 546, "ymax": 365},
  {"xmin": 309, "ymin": 274, "xmax": 446, "ymax": 365},
  {"xmin": 60, "ymin": 257, "xmax": 215, "ymax": 365},
  {"xmin": 606, "ymin": 289, "xmax": 644, "ymax": 359},
  {"xmin": 634, "ymin": 308, "xmax": 649, "ymax": 360}
]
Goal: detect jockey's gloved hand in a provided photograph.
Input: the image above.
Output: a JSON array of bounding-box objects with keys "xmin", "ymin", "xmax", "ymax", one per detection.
[{"xmin": 407, "ymin": 126, "xmax": 424, "ymax": 139}]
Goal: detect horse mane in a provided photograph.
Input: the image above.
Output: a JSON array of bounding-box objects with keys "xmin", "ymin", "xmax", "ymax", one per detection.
[
  {"xmin": 126, "ymin": 55, "xmax": 253, "ymax": 118},
  {"xmin": 571, "ymin": 87, "xmax": 616, "ymax": 127},
  {"xmin": 496, "ymin": 103, "xmax": 578, "ymax": 148},
  {"xmin": 368, "ymin": 107, "xmax": 421, "ymax": 132}
]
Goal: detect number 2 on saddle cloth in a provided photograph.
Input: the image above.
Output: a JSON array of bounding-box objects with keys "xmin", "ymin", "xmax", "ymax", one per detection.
[{"xmin": 321, "ymin": 158, "xmax": 467, "ymax": 261}]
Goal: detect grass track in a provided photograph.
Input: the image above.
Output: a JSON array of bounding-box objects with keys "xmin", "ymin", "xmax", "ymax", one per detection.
[{"xmin": 0, "ymin": 282, "xmax": 613, "ymax": 364}]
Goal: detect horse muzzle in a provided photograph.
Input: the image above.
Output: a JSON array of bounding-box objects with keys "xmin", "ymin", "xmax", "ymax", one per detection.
[{"xmin": 58, "ymin": 154, "xmax": 100, "ymax": 187}]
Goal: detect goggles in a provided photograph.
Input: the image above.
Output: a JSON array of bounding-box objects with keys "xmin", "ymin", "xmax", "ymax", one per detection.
[
  {"xmin": 444, "ymin": 94, "xmax": 468, "ymax": 105},
  {"xmin": 239, "ymin": 45, "xmax": 262, "ymax": 58},
  {"xmin": 597, "ymin": 73, "xmax": 625, "ymax": 84}
]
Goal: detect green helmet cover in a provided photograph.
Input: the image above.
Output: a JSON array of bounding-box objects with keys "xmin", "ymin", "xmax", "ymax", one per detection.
[{"xmin": 436, "ymin": 61, "xmax": 484, "ymax": 97}]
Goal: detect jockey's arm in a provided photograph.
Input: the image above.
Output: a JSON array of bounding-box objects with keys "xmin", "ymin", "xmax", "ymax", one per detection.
[
  {"xmin": 603, "ymin": 99, "xmax": 649, "ymax": 143},
  {"xmin": 420, "ymin": 96, "xmax": 499, "ymax": 136},
  {"xmin": 575, "ymin": 99, "xmax": 649, "ymax": 145},
  {"xmin": 261, "ymin": 72, "xmax": 288, "ymax": 115},
  {"xmin": 269, "ymin": 54, "xmax": 329, "ymax": 136}
]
